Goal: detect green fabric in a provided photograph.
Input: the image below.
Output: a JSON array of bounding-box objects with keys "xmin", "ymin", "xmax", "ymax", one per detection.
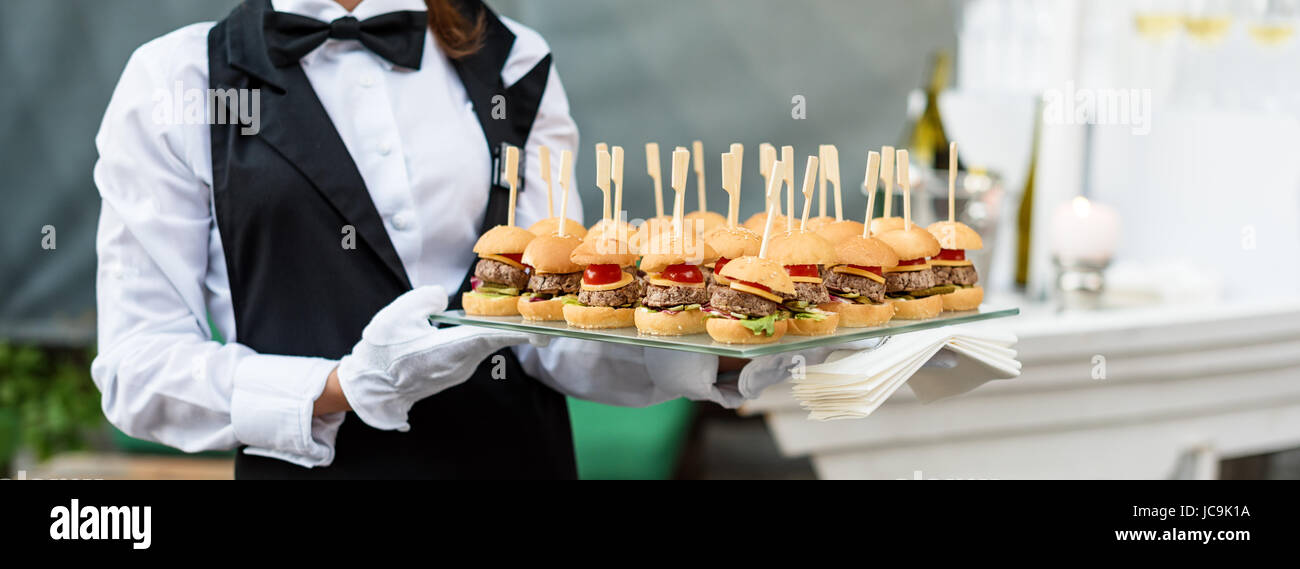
[{"xmin": 567, "ymin": 397, "xmax": 695, "ymax": 480}]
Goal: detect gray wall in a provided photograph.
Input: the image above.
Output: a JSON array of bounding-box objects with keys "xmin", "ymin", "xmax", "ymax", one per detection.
[{"xmin": 0, "ymin": 0, "xmax": 954, "ymax": 344}]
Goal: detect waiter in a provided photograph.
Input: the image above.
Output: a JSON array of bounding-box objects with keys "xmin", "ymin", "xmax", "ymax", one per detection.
[{"xmin": 93, "ymin": 0, "xmax": 794, "ymax": 479}]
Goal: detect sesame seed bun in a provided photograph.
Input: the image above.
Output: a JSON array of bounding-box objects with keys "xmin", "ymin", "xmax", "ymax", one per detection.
[
  {"xmin": 639, "ymin": 230, "xmax": 719, "ymax": 272},
  {"xmin": 521, "ymin": 233, "xmax": 584, "ymax": 274},
  {"xmin": 517, "ymin": 296, "xmax": 568, "ymax": 321},
  {"xmin": 818, "ymin": 300, "xmax": 895, "ymax": 327},
  {"xmin": 869, "ymin": 216, "xmax": 905, "ymax": 235},
  {"xmin": 716, "ymin": 256, "xmax": 796, "ymax": 295},
  {"xmin": 684, "ymin": 210, "xmax": 727, "ymax": 235},
  {"xmin": 889, "ymin": 295, "xmax": 943, "ymax": 320},
  {"xmin": 926, "ymin": 221, "xmax": 984, "ymax": 250},
  {"xmin": 703, "ymin": 225, "xmax": 761, "ymax": 260},
  {"xmin": 562, "ymin": 304, "xmax": 636, "ymax": 329},
  {"xmin": 940, "ymin": 285, "xmax": 984, "ymax": 311},
  {"xmin": 634, "ymin": 306, "xmax": 708, "ymax": 335},
  {"xmin": 570, "ymin": 236, "xmax": 639, "ymax": 267},
  {"xmin": 832, "ymin": 235, "xmax": 900, "ymax": 268},
  {"xmin": 462, "ymin": 292, "xmax": 521, "ymax": 316},
  {"xmin": 472, "ymin": 225, "xmax": 535, "ymax": 256},
  {"xmin": 705, "ymin": 317, "xmax": 789, "ymax": 344},
  {"xmin": 815, "ymin": 220, "xmax": 867, "ymax": 244},
  {"xmin": 786, "ymin": 312, "xmax": 840, "ymax": 336},
  {"xmin": 875, "ymin": 226, "xmax": 941, "ymax": 261},
  {"xmin": 742, "ymin": 212, "xmax": 788, "ymax": 234},
  {"xmin": 766, "ymin": 231, "xmax": 837, "ymax": 266},
  {"xmin": 528, "ymin": 217, "xmax": 587, "ymax": 238}
]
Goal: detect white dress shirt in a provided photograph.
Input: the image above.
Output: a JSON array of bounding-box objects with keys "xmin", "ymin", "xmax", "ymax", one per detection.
[{"xmin": 92, "ymin": 0, "xmax": 720, "ymax": 468}]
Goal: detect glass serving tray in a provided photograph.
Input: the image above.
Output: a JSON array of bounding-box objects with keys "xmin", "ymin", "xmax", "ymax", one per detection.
[{"xmin": 430, "ymin": 306, "xmax": 1019, "ymax": 358}]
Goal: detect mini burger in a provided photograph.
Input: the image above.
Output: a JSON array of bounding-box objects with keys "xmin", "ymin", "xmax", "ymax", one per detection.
[
  {"xmin": 635, "ymin": 231, "xmax": 719, "ymax": 335},
  {"xmin": 564, "ymin": 236, "xmax": 641, "ymax": 329},
  {"xmin": 465, "ymin": 225, "xmax": 536, "ymax": 316},
  {"xmin": 874, "ymin": 226, "xmax": 948, "ymax": 320},
  {"xmin": 528, "ymin": 217, "xmax": 587, "ymax": 239},
  {"xmin": 703, "ymin": 225, "xmax": 761, "ymax": 293},
  {"xmin": 705, "ymin": 256, "xmax": 797, "ymax": 344},
  {"xmin": 765, "ymin": 231, "xmax": 840, "ymax": 335},
  {"xmin": 869, "ymin": 216, "xmax": 905, "ymax": 236},
  {"xmin": 926, "ymin": 221, "xmax": 984, "ymax": 311},
  {"xmin": 821, "ymin": 235, "xmax": 900, "ymax": 327},
  {"xmin": 517, "ymin": 232, "xmax": 584, "ymax": 321},
  {"xmin": 815, "ymin": 219, "xmax": 867, "ymax": 245}
]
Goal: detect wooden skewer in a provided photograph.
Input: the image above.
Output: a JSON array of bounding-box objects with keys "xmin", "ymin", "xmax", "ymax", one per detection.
[
  {"xmin": 505, "ymin": 145, "xmax": 520, "ymax": 227},
  {"xmin": 948, "ymin": 141, "xmax": 958, "ymax": 224},
  {"xmin": 730, "ymin": 143, "xmax": 744, "ymax": 183},
  {"xmin": 881, "ymin": 145, "xmax": 895, "ymax": 218},
  {"xmin": 898, "ymin": 148, "xmax": 911, "ymax": 231},
  {"xmin": 597, "ymin": 148, "xmax": 612, "ymax": 224},
  {"xmin": 759, "ymin": 143, "xmax": 775, "ymax": 215},
  {"xmin": 612, "ymin": 146, "xmax": 625, "ymax": 223},
  {"xmin": 596, "ymin": 142, "xmax": 608, "ymax": 158},
  {"xmin": 693, "ymin": 140, "xmax": 706, "ymax": 213},
  {"xmin": 557, "ymin": 149, "xmax": 573, "ymax": 237},
  {"xmin": 758, "ymin": 159, "xmax": 785, "ymax": 259},
  {"xmin": 781, "ymin": 145, "xmax": 794, "ymax": 232},
  {"xmin": 824, "ymin": 145, "xmax": 841, "ymax": 221},
  {"xmin": 539, "ymin": 145, "xmax": 553, "ymax": 218},
  {"xmin": 646, "ymin": 143, "xmax": 663, "ymax": 218},
  {"xmin": 671, "ymin": 147, "xmax": 690, "ymax": 242},
  {"xmin": 798, "ymin": 155, "xmax": 819, "ymax": 232},
  {"xmin": 818, "ymin": 145, "xmax": 830, "ymax": 218},
  {"xmin": 721, "ymin": 152, "xmax": 740, "ymax": 228},
  {"xmin": 862, "ymin": 151, "xmax": 880, "ymax": 238}
]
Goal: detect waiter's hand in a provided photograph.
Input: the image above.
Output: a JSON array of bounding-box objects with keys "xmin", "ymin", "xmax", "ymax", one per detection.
[{"xmin": 327, "ymin": 286, "xmax": 545, "ymax": 432}]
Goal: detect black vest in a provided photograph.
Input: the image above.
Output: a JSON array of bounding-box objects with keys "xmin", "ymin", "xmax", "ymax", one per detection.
[{"xmin": 208, "ymin": 0, "xmax": 575, "ymax": 479}]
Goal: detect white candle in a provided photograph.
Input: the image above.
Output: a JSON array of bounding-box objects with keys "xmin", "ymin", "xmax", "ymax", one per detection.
[{"xmin": 1049, "ymin": 196, "xmax": 1121, "ymax": 263}]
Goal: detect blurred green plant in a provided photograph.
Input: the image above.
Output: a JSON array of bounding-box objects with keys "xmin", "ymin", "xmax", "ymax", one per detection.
[{"xmin": 0, "ymin": 343, "xmax": 102, "ymax": 472}]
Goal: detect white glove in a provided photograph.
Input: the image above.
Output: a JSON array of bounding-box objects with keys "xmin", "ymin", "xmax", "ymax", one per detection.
[{"xmin": 336, "ymin": 286, "xmax": 545, "ymax": 432}]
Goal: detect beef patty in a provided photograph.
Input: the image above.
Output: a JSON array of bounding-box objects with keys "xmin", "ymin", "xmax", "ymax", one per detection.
[
  {"xmin": 475, "ymin": 258, "xmax": 529, "ymax": 290},
  {"xmin": 528, "ymin": 271, "xmax": 582, "ymax": 294},
  {"xmin": 578, "ymin": 283, "xmax": 640, "ymax": 307},
  {"xmin": 709, "ymin": 286, "xmax": 783, "ymax": 317},
  {"xmin": 884, "ymin": 268, "xmax": 936, "ymax": 293},
  {"xmin": 643, "ymin": 284, "xmax": 709, "ymax": 308},
  {"xmin": 824, "ymin": 270, "xmax": 887, "ymax": 303},
  {"xmin": 931, "ymin": 264, "xmax": 978, "ymax": 287},
  {"xmin": 792, "ymin": 281, "xmax": 831, "ymax": 305}
]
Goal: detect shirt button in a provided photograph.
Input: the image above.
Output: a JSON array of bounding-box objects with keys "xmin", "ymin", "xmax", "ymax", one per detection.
[
  {"xmin": 392, "ymin": 212, "xmax": 412, "ymax": 230},
  {"xmin": 378, "ymin": 141, "xmax": 393, "ymax": 156}
]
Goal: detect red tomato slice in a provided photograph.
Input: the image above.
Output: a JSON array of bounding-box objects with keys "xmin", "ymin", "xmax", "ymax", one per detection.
[
  {"xmin": 847, "ymin": 264, "xmax": 884, "ymax": 277},
  {"xmin": 661, "ymin": 263, "xmax": 704, "ymax": 284},
  {"xmin": 785, "ymin": 264, "xmax": 820, "ymax": 278},
  {"xmin": 898, "ymin": 257, "xmax": 928, "ymax": 266},
  {"xmin": 714, "ymin": 257, "xmax": 731, "ymax": 275},
  {"xmin": 935, "ymin": 249, "xmax": 965, "ymax": 261},
  {"xmin": 583, "ymin": 263, "xmax": 624, "ymax": 285}
]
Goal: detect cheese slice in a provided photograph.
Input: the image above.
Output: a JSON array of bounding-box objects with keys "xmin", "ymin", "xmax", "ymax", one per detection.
[
  {"xmin": 713, "ymin": 275, "xmax": 732, "ymax": 285},
  {"xmin": 930, "ymin": 259, "xmax": 973, "ymax": 267},
  {"xmin": 580, "ymin": 272, "xmax": 634, "ymax": 292},
  {"xmin": 789, "ymin": 276, "xmax": 823, "ymax": 284},
  {"xmin": 884, "ymin": 263, "xmax": 930, "ymax": 273},
  {"xmin": 481, "ymin": 254, "xmax": 526, "ymax": 270},
  {"xmin": 832, "ymin": 265, "xmax": 886, "ymax": 284},
  {"xmin": 729, "ymin": 282, "xmax": 784, "ymax": 303},
  {"xmin": 645, "ymin": 272, "xmax": 706, "ymax": 288}
]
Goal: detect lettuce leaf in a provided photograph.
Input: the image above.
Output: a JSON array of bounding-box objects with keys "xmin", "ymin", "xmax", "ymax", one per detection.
[{"xmin": 738, "ymin": 313, "xmax": 779, "ymax": 336}]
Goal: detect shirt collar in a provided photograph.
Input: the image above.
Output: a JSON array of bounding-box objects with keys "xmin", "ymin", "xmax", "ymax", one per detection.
[{"xmin": 270, "ymin": 0, "xmax": 427, "ymax": 21}]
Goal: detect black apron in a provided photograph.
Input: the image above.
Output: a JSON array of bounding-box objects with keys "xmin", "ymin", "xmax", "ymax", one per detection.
[{"xmin": 208, "ymin": 0, "xmax": 575, "ymax": 479}]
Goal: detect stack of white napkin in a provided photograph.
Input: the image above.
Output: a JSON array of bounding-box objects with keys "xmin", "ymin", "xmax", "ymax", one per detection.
[{"xmin": 792, "ymin": 326, "xmax": 1021, "ymax": 421}]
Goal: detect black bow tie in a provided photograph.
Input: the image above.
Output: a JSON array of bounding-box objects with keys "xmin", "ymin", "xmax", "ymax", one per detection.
[{"xmin": 263, "ymin": 10, "xmax": 427, "ymax": 69}]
